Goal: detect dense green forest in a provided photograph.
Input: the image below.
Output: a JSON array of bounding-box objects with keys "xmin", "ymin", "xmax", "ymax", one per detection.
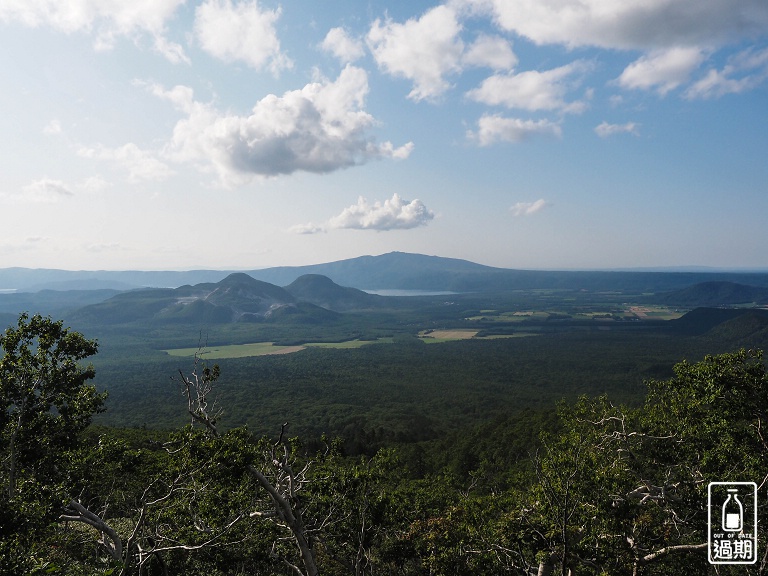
[
  {"xmin": 4, "ymin": 269, "xmax": 768, "ymax": 575},
  {"xmin": 3, "ymin": 312, "xmax": 768, "ymax": 575}
]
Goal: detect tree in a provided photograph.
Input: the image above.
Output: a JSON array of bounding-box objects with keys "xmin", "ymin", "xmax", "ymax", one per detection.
[
  {"xmin": 0, "ymin": 313, "xmax": 104, "ymax": 574},
  {"xmin": 59, "ymin": 351, "xmax": 327, "ymax": 575},
  {"xmin": 524, "ymin": 350, "xmax": 768, "ymax": 576}
]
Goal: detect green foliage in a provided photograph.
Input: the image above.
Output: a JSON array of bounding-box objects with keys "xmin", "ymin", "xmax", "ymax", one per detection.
[
  {"xmin": 0, "ymin": 313, "xmax": 103, "ymax": 575},
  {"xmin": 515, "ymin": 350, "xmax": 768, "ymax": 575},
  {"xmin": 7, "ymin": 308, "xmax": 768, "ymax": 575}
]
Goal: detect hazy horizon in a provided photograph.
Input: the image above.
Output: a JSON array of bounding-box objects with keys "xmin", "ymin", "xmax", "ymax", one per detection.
[{"xmin": 2, "ymin": 250, "xmax": 768, "ymax": 275}]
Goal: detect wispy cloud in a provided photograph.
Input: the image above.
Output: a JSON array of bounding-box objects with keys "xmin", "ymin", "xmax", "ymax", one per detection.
[
  {"xmin": 78, "ymin": 143, "xmax": 174, "ymax": 182},
  {"xmin": 18, "ymin": 179, "xmax": 75, "ymax": 203},
  {"xmin": 616, "ymin": 47, "xmax": 706, "ymax": 95},
  {"xmin": 594, "ymin": 121, "xmax": 640, "ymax": 138},
  {"xmin": 289, "ymin": 222, "xmax": 326, "ymax": 235},
  {"xmin": 468, "ymin": 115, "xmax": 562, "ymax": 146},
  {"xmin": 292, "ymin": 193, "xmax": 435, "ymax": 233},
  {"xmin": 0, "ymin": 0, "xmax": 187, "ymax": 62},
  {"xmin": 5, "ymin": 177, "xmax": 112, "ymax": 204},
  {"xmin": 511, "ymin": 199, "xmax": 551, "ymax": 216},
  {"xmin": 320, "ymin": 27, "xmax": 365, "ymax": 63},
  {"xmin": 43, "ymin": 119, "xmax": 62, "ymax": 135},
  {"xmin": 685, "ymin": 47, "xmax": 768, "ymax": 99},
  {"xmin": 467, "ymin": 61, "xmax": 592, "ymax": 113},
  {"xmin": 0, "ymin": 236, "xmax": 50, "ymax": 253}
]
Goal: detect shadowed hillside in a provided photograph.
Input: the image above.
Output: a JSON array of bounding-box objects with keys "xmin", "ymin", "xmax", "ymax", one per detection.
[
  {"xmin": 653, "ymin": 281, "xmax": 768, "ymax": 307},
  {"xmin": 71, "ymin": 273, "xmax": 337, "ymax": 326},
  {"xmin": 284, "ymin": 274, "xmax": 382, "ymax": 311}
]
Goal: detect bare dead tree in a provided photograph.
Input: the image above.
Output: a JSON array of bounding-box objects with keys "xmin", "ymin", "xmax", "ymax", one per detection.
[
  {"xmin": 60, "ymin": 451, "xmax": 250, "ymax": 576},
  {"xmin": 176, "ymin": 353, "xmax": 320, "ymax": 576},
  {"xmin": 174, "ymin": 347, "xmax": 223, "ymax": 436}
]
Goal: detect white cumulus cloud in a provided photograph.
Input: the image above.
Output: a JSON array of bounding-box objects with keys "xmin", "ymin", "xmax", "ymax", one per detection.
[
  {"xmin": 511, "ymin": 199, "xmax": 551, "ymax": 216},
  {"xmin": 462, "ymin": 34, "xmax": 517, "ymax": 70},
  {"xmin": 468, "ymin": 115, "xmax": 562, "ymax": 146},
  {"xmin": 321, "ymin": 27, "xmax": 365, "ymax": 63},
  {"xmin": 367, "ymin": 5, "xmax": 465, "ymax": 101},
  {"xmin": 157, "ymin": 65, "xmax": 413, "ymax": 184},
  {"xmin": 617, "ymin": 47, "xmax": 707, "ymax": 95},
  {"xmin": 459, "ymin": 0, "xmax": 768, "ymax": 99},
  {"xmin": 329, "ymin": 194, "xmax": 435, "ymax": 231},
  {"xmin": 194, "ymin": 0, "xmax": 292, "ymax": 73},
  {"xmin": 294, "ymin": 194, "xmax": 435, "ymax": 233},
  {"xmin": 464, "ymin": 0, "xmax": 768, "ymax": 51},
  {"xmin": 467, "ymin": 61, "xmax": 591, "ymax": 113}
]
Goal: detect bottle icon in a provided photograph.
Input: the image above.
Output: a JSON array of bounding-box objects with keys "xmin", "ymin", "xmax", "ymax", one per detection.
[{"xmin": 722, "ymin": 488, "xmax": 743, "ymax": 532}]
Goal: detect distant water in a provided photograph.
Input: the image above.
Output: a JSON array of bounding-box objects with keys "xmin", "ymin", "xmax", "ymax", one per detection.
[
  {"xmin": 363, "ymin": 289, "xmax": 460, "ymax": 297},
  {"xmin": 0, "ymin": 289, "xmax": 16, "ymax": 294}
]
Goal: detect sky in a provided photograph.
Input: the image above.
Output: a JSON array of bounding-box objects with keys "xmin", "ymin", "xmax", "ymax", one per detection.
[{"xmin": 1, "ymin": 0, "xmax": 767, "ymax": 271}]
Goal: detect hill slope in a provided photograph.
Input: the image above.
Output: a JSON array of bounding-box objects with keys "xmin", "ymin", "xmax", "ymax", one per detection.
[
  {"xmin": 703, "ymin": 310, "xmax": 768, "ymax": 349},
  {"xmin": 653, "ymin": 281, "xmax": 768, "ymax": 307},
  {"xmin": 71, "ymin": 273, "xmax": 337, "ymax": 326},
  {"xmin": 666, "ymin": 307, "xmax": 768, "ymax": 336},
  {"xmin": 284, "ymin": 274, "xmax": 381, "ymax": 311}
]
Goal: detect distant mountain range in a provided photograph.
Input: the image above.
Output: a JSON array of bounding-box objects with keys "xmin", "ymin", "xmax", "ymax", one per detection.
[{"xmin": 3, "ymin": 251, "xmax": 768, "ymax": 294}]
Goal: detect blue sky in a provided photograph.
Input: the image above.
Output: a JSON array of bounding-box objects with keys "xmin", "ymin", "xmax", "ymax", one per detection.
[{"xmin": 1, "ymin": 0, "xmax": 767, "ymax": 271}]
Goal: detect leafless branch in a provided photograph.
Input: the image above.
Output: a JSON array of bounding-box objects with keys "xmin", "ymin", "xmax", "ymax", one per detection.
[{"xmin": 60, "ymin": 500, "xmax": 123, "ymax": 561}]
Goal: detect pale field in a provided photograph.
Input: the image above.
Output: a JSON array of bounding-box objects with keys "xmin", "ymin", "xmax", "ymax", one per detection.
[
  {"xmin": 163, "ymin": 338, "xmax": 393, "ymax": 359},
  {"xmin": 465, "ymin": 311, "xmax": 559, "ymax": 322},
  {"xmin": 420, "ymin": 329, "xmax": 479, "ymax": 341},
  {"xmin": 164, "ymin": 342, "xmax": 305, "ymax": 359},
  {"xmin": 304, "ymin": 338, "xmax": 394, "ymax": 349},
  {"xmin": 627, "ymin": 306, "xmax": 685, "ymax": 320}
]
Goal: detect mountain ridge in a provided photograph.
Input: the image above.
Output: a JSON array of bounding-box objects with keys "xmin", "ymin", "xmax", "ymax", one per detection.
[
  {"xmin": 3, "ymin": 252, "xmax": 768, "ymax": 294},
  {"xmin": 69, "ymin": 273, "xmax": 372, "ymax": 326},
  {"xmin": 284, "ymin": 274, "xmax": 380, "ymax": 311}
]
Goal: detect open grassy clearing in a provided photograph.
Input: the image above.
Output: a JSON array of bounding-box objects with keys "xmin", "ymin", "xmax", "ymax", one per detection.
[
  {"xmin": 418, "ymin": 329, "xmax": 538, "ymax": 343},
  {"xmin": 304, "ymin": 338, "xmax": 394, "ymax": 349},
  {"xmin": 627, "ymin": 306, "xmax": 685, "ymax": 320},
  {"xmin": 164, "ymin": 342, "xmax": 304, "ymax": 359},
  {"xmin": 481, "ymin": 333, "xmax": 541, "ymax": 339},
  {"xmin": 163, "ymin": 338, "xmax": 393, "ymax": 359},
  {"xmin": 419, "ymin": 329, "xmax": 478, "ymax": 342},
  {"xmin": 466, "ymin": 311, "xmax": 553, "ymax": 322}
]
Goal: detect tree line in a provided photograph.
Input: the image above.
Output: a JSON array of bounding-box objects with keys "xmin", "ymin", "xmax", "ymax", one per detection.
[{"xmin": 2, "ymin": 313, "xmax": 767, "ymax": 575}]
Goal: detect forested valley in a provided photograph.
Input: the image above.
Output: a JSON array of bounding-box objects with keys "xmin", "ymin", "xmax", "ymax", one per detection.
[{"xmin": 4, "ymin": 266, "xmax": 768, "ymax": 575}]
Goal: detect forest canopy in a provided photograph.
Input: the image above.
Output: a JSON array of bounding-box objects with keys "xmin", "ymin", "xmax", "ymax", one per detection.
[{"xmin": 1, "ymin": 314, "xmax": 766, "ymax": 575}]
